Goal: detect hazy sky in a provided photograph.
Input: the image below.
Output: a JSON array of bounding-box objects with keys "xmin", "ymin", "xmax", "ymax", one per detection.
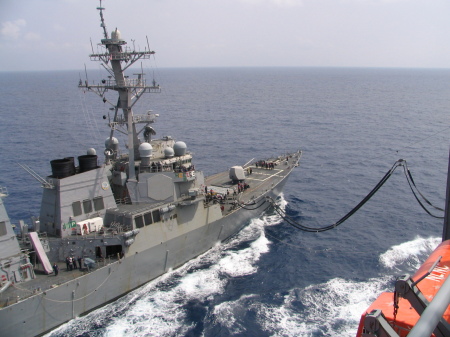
[{"xmin": 1, "ymin": 0, "xmax": 449, "ymax": 71}]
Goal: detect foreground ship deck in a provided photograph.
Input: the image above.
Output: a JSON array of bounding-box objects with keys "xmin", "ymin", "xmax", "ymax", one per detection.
[{"xmin": 356, "ymin": 152, "xmax": 450, "ymax": 337}]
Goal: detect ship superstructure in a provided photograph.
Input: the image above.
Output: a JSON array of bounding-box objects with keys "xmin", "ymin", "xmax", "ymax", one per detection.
[{"xmin": 0, "ymin": 2, "xmax": 301, "ymax": 336}]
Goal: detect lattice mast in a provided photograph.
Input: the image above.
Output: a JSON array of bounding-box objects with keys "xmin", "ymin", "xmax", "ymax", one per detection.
[{"xmin": 80, "ymin": 0, "xmax": 160, "ymax": 180}]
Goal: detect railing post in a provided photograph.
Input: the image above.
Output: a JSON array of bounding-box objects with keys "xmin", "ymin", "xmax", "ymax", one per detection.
[
  {"xmin": 407, "ymin": 274, "xmax": 450, "ymax": 337},
  {"xmin": 72, "ymin": 290, "xmax": 75, "ymax": 319},
  {"xmin": 442, "ymin": 148, "xmax": 450, "ymax": 241}
]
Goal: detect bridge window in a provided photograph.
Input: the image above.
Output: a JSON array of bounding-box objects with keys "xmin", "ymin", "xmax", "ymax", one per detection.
[
  {"xmin": 93, "ymin": 196, "xmax": 105, "ymax": 211},
  {"xmin": 152, "ymin": 209, "xmax": 161, "ymax": 223},
  {"xmin": 0, "ymin": 222, "xmax": 6, "ymax": 236},
  {"xmin": 72, "ymin": 201, "xmax": 82, "ymax": 216},
  {"xmin": 144, "ymin": 212, "xmax": 153, "ymax": 226},
  {"xmin": 135, "ymin": 215, "xmax": 144, "ymax": 228},
  {"xmin": 83, "ymin": 199, "xmax": 93, "ymax": 213}
]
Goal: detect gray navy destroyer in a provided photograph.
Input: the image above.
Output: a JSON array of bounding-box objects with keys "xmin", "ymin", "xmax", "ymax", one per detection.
[{"xmin": 0, "ymin": 2, "xmax": 301, "ymax": 336}]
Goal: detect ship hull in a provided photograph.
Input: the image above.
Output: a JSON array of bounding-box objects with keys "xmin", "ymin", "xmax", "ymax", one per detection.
[{"xmin": 0, "ymin": 168, "xmax": 292, "ymax": 337}]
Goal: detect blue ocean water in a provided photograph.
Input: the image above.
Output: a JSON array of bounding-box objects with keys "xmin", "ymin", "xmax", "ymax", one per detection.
[{"xmin": 0, "ymin": 67, "xmax": 449, "ymax": 336}]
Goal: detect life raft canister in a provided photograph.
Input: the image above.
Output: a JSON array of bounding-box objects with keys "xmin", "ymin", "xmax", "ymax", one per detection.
[{"xmin": 356, "ymin": 240, "xmax": 450, "ymax": 337}]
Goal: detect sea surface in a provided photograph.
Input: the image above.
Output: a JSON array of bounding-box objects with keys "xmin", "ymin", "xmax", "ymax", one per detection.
[{"xmin": 0, "ymin": 67, "xmax": 449, "ymax": 336}]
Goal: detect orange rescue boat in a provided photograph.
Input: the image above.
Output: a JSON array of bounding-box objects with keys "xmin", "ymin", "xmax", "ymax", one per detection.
[{"xmin": 356, "ymin": 240, "xmax": 450, "ymax": 337}]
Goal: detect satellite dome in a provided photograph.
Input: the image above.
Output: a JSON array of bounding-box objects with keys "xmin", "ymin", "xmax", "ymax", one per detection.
[
  {"xmin": 111, "ymin": 28, "xmax": 121, "ymax": 40},
  {"xmin": 105, "ymin": 137, "xmax": 119, "ymax": 151},
  {"xmin": 139, "ymin": 142, "xmax": 153, "ymax": 157},
  {"xmin": 173, "ymin": 141, "xmax": 187, "ymax": 156},
  {"xmin": 87, "ymin": 148, "xmax": 96, "ymax": 156},
  {"xmin": 164, "ymin": 147, "xmax": 175, "ymax": 158}
]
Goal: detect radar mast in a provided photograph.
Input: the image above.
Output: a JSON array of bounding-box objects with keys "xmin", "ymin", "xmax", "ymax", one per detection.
[{"xmin": 80, "ymin": 0, "xmax": 161, "ymax": 180}]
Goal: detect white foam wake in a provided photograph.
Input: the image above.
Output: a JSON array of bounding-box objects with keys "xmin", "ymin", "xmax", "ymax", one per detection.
[
  {"xmin": 212, "ymin": 275, "xmax": 392, "ymax": 337},
  {"xmin": 46, "ymin": 196, "xmax": 286, "ymax": 336},
  {"xmin": 211, "ymin": 235, "xmax": 442, "ymax": 337},
  {"xmin": 379, "ymin": 236, "xmax": 441, "ymax": 271}
]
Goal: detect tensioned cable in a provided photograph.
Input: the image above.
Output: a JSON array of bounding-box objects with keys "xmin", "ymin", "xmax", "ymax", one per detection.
[
  {"xmin": 402, "ymin": 163, "xmax": 444, "ymax": 219},
  {"xmin": 262, "ymin": 159, "xmax": 444, "ymax": 232},
  {"xmin": 404, "ymin": 161, "xmax": 444, "ymax": 212},
  {"xmin": 239, "ymin": 197, "xmax": 268, "ymax": 211},
  {"xmin": 267, "ymin": 160, "xmax": 403, "ymax": 232},
  {"xmin": 394, "ymin": 126, "xmax": 450, "ymax": 154}
]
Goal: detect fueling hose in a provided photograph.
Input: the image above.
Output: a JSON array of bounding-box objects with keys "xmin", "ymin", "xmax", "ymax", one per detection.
[{"xmin": 247, "ymin": 159, "xmax": 444, "ymax": 233}]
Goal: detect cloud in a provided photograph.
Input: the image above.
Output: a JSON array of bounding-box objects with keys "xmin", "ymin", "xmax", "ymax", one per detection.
[
  {"xmin": 24, "ymin": 32, "xmax": 41, "ymax": 41},
  {"xmin": 1, "ymin": 19, "xmax": 26, "ymax": 39}
]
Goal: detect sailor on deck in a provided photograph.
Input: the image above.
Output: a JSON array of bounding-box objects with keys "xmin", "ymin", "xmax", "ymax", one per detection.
[{"xmin": 52, "ymin": 263, "xmax": 59, "ymax": 276}]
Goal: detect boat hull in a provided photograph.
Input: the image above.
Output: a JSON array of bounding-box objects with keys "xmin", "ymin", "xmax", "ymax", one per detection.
[
  {"xmin": 356, "ymin": 240, "xmax": 450, "ymax": 337},
  {"xmin": 0, "ymin": 168, "xmax": 291, "ymax": 337}
]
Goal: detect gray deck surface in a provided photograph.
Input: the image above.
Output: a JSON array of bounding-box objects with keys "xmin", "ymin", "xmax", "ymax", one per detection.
[
  {"xmin": 0, "ymin": 153, "xmax": 300, "ymax": 308},
  {"xmin": 205, "ymin": 155, "xmax": 298, "ymax": 213},
  {"xmin": 0, "ymin": 258, "xmax": 116, "ymax": 307}
]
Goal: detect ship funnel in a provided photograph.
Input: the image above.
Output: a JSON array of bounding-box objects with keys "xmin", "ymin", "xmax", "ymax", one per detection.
[
  {"xmin": 64, "ymin": 157, "xmax": 76, "ymax": 176},
  {"xmin": 50, "ymin": 158, "xmax": 74, "ymax": 179},
  {"xmin": 78, "ymin": 155, "xmax": 98, "ymax": 173}
]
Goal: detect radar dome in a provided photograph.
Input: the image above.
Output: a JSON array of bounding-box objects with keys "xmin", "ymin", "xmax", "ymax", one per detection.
[
  {"xmin": 105, "ymin": 137, "xmax": 119, "ymax": 151},
  {"xmin": 173, "ymin": 141, "xmax": 187, "ymax": 156},
  {"xmin": 139, "ymin": 142, "xmax": 153, "ymax": 157},
  {"xmin": 111, "ymin": 28, "xmax": 122, "ymax": 40},
  {"xmin": 87, "ymin": 148, "xmax": 96, "ymax": 155},
  {"xmin": 164, "ymin": 147, "xmax": 175, "ymax": 158}
]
